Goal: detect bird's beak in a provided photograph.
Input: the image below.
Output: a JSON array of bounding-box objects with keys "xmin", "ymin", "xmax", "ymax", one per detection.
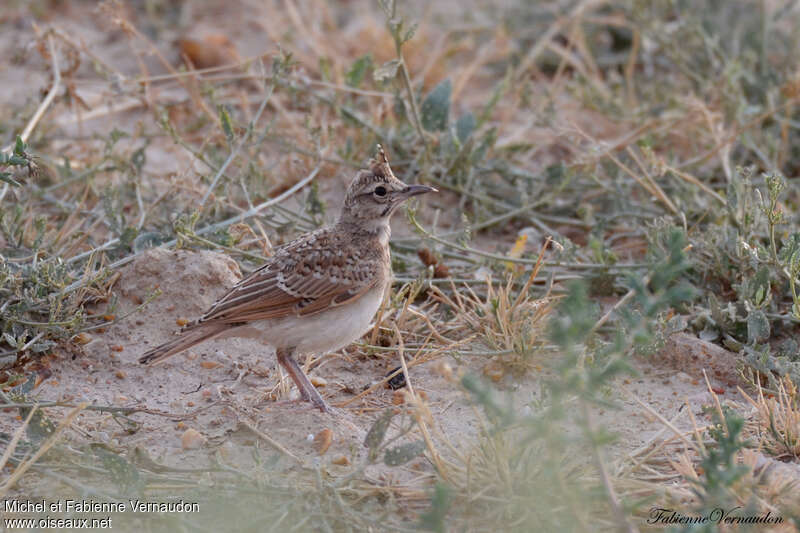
[{"xmin": 400, "ymin": 184, "xmax": 438, "ymax": 198}]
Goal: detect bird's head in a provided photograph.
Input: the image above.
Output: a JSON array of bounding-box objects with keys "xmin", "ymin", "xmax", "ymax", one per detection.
[{"xmin": 338, "ymin": 145, "xmax": 436, "ymax": 233}]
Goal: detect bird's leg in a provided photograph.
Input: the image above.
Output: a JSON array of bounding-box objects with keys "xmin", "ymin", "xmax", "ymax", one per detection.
[{"xmin": 276, "ymin": 349, "xmax": 332, "ymax": 413}]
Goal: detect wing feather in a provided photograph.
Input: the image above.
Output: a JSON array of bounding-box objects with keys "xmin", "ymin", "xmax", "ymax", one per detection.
[{"xmin": 196, "ymin": 227, "xmax": 385, "ymax": 326}]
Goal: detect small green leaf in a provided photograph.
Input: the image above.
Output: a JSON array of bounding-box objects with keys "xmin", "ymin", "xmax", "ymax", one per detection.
[
  {"xmin": 745, "ymin": 266, "xmax": 771, "ymax": 307},
  {"xmin": 133, "ymin": 232, "xmax": 166, "ymax": 253},
  {"xmin": 364, "ymin": 408, "xmax": 394, "ymax": 451},
  {"xmin": 418, "ymin": 483, "xmax": 451, "ymax": 533},
  {"xmin": 91, "ymin": 443, "xmax": 142, "ymax": 492},
  {"xmin": 22, "ymin": 407, "xmax": 57, "ymax": 444},
  {"xmin": 120, "ymin": 226, "xmax": 138, "ymax": 248},
  {"xmin": 0, "ymin": 172, "xmax": 21, "ymax": 187},
  {"xmin": 746, "ymin": 309, "xmax": 770, "ymax": 345},
  {"xmin": 698, "ymin": 327, "xmax": 719, "ymax": 342},
  {"xmin": 401, "ymin": 22, "xmax": 418, "ymax": 45},
  {"xmin": 3, "ymin": 332, "xmax": 17, "ymax": 348},
  {"xmin": 384, "ymin": 440, "xmax": 425, "ymax": 466},
  {"xmin": 8, "ymin": 155, "xmax": 27, "ymax": 166},
  {"xmin": 373, "ymin": 59, "xmax": 401, "ymax": 83},
  {"xmin": 14, "ymin": 135, "xmax": 25, "ymax": 156},
  {"xmin": 421, "ymin": 79, "xmax": 451, "ymax": 131},
  {"xmin": 779, "ymin": 233, "xmax": 800, "ymax": 265},
  {"xmin": 318, "ymin": 56, "xmax": 332, "ymax": 82},
  {"xmin": 32, "ymin": 340, "xmax": 56, "ymax": 353},
  {"xmin": 471, "ymin": 127, "xmax": 496, "ymax": 164},
  {"xmin": 108, "ymin": 128, "xmax": 128, "ymax": 146},
  {"xmin": 131, "ymin": 146, "xmax": 146, "ymax": 173},
  {"xmin": 708, "ymin": 293, "xmax": 731, "ymax": 332},
  {"xmin": 346, "ymin": 54, "xmax": 372, "ymax": 87},
  {"xmin": 455, "ymin": 112, "xmax": 475, "ymax": 144},
  {"xmin": 219, "ymin": 106, "xmax": 234, "ymax": 143},
  {"xmin": 10, "ymin": 374, "xmax": 36, "ymax": 396}
]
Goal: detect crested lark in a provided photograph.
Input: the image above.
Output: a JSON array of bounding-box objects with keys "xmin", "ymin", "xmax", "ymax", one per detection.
[{"xmin": 139, "ymin": 147, "xmax": 436, "ymax": 413}]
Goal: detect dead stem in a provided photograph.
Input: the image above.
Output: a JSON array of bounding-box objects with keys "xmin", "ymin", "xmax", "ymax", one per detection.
[{"xmin": 0, "ymin": 403, "xmax": 87, "ymax": 497}]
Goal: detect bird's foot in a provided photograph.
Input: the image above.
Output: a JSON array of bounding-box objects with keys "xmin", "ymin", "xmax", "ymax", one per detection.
[{"xmin": 309, "ymin": 395, "xmax": 342, "ymax": 416}]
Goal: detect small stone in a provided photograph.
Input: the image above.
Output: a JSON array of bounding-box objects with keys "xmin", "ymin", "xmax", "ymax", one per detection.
[
  {"xmin": 483, "ymin": 360, "xmax": 504, "ymax": 382},
  {"xmin": 115, "ymin": 370, "xmax": 126, "ymax": 379},
  {"xmin": 176, "ymin": 317, "xmax": 189, "ymax": 327},
  {"xmin": 181, "ymin": 428, "xmax": 206, "ymax": 450},
  {"xmin": 200, "ymin": 361, "xmax": 222, "ymax": 369},
  {"xmin": 417, "ymin": 247, "xmax": 437, "ymax": 267},
  {"xmin": 331, "ymin": 455, "xmax": 350, "ymax": 466},
  {"xmin": 314, "ymin": 428, "xmax": 333, "ymax": 454},
  {"xmin": 185, "ymin": 351, "xmax": 199, "ymax": 360},
  {"xmin": 392, "ymin": 390, "xmax": 406, "ymax": 405},
  {"xmin": 434, "ymin": 361, "xmax": 453, "ymax": 380},
  {"xmin": 310, "ymin": 376, "xmax": 327, "ymax": 387},
  {"xmin": 385, "ymin": 366, "xmax": 406, "ymax": 389},
  {"xmin": 72, "ymin": 333, "xmax": 92, "ymax": 345},
  {"xmin": 433, "ymin": 263, "xmax": 450, "ymax": 278}
]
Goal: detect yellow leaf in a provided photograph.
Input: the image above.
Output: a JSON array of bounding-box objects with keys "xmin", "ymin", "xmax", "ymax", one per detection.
[{"xmin": 505, "ymin": 234, "xmax": 528, "ymax": 270}]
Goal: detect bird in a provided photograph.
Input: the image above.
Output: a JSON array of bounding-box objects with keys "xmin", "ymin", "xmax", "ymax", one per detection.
[{"xmin": 139, "ymin": 146, "xmax": 436, "ymax": 413}]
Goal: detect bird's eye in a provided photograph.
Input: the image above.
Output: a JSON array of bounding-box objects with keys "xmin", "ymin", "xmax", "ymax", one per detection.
[{"xmin": 374, "ymin": 186, "xmax": 387, "ymax": 197}]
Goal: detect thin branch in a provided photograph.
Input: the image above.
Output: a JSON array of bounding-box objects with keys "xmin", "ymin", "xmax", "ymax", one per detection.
[
  {"xmin": 0, "ymin": 403, "xmax": 87, "ymax": 497},
  {"xmin": 1, "ymin": 34, "xmax": 61, "ymax": 154},
  {"xmin": 0, "ymin": 34, "xmax": 61, "ymax": 202}
]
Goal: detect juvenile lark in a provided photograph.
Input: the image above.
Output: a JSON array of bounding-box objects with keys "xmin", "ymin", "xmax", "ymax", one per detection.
[{"xmin": 139, "ymin": 147, "xmax": 436, "ymax": 413}]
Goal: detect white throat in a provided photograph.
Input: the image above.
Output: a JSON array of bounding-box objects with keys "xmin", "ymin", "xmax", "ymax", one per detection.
[{"xmin": 360, "ymin": 217, "xmax": 391, "ymax": 246}]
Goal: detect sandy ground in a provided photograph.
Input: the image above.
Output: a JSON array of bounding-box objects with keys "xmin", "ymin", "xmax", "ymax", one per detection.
[{"xmin": 2, "ymin": 246, "xmax": 756, "ymax": 481}]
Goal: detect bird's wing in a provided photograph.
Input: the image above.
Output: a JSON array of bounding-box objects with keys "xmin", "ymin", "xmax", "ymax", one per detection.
[{"xmin": 195, "ymin": 229, "xmax": 385, "ymax": 325}]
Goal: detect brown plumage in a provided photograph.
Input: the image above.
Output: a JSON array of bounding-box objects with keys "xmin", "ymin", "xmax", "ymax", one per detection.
[{"xmin": 139, "ymin": 146, "xmax": 436, "ymax": 413}]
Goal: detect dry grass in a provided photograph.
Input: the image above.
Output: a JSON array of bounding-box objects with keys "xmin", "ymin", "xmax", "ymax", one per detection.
[
  {"xmin": 428, "ymin": 239, "xmax": 556, "ymax": 374},
  {"xmin": 741, "ymin": 376, "xmax": 800, "ymax": 461}
]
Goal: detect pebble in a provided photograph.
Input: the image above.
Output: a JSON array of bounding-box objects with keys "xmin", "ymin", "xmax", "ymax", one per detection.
[
  {"xmin": 181, "ymin": 428, "xmax": 206, "ymax": 450},
  {"xmin": 314, "ymin": 428, "xmax": 334, "ymax": 454}
]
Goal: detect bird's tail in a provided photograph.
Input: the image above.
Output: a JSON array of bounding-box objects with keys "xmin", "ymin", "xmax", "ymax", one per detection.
[{"xmin": 139, "ymin": 323, "xmax": 227, "ymax": 365}]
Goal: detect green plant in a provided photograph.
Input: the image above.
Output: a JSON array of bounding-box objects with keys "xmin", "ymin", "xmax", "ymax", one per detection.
[
  {"xmin": 0, "ymin": 136, "xmax": 32, "ymax": 187},
  {"xmin": 688, "ymin": 168, "xmax": 800, "ymax": 386}
]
